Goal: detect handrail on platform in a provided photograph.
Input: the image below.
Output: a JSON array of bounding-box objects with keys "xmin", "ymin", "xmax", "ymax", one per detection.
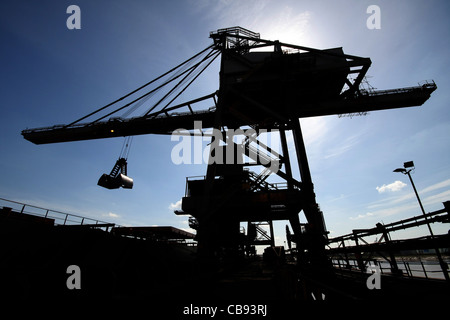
[{"xmin": 0, "ymin": 197, "xmax": 116, "ymax": 231}]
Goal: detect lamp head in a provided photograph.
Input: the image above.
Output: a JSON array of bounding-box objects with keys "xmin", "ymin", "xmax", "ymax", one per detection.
[
  {"xmin": 403, "ymin": 161, "xmax": 415, "ymax": 169},
  {"xmin": 393, "ymin": 168, "xmax": 407, "ymax": 173}
]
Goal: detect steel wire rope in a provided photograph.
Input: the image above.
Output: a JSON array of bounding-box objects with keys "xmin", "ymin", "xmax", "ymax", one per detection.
[
  {"xmin": 64, "ymin": 44, "xmax": 215, "ymax": 127},
  {"xmin": 121, "ymin": 47, "xmax": 214, "ymax": 118},
  {"xmin": 88, "ymin": 48, "xmax": 218, "ymax": 123},
  {"xmin": 156, "ymin": 50, "xmax": 221, "ymax": 115},
  {"xmin": 143, "ymin": 48, "xmax": 218, "ymax": 116},
  {"xmin": 150, "ymin": 49, "xmax": 219, "ymax": 115},
  {"xmin": 120, "ymin": 93, "xmax": 153, "ymax": 118},
  {"xmin": 88, "ymin": 51, "xmax": 217, "ymax": 124},
  {"xmin": 119, "ymin": 136, "xmax": 133, "ymax": 160}
]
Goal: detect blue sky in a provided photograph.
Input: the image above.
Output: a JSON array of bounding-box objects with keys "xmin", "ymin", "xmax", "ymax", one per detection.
[{"xmin": 1, "ymin": 0, "xmax": 450, "ymax": 246}]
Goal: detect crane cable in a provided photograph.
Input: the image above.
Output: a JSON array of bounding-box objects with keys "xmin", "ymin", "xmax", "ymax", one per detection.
[
  {"xmin": 119, "ymin": 136, "xmax": 133, "ymax": 160},
  {"xmin": 64, "ymin": 44, "xmax": 216, "ymax": 128},
  {"xmin": 121, "ymin": 47, "xmax": 217, "ymax": 119},
  {"xmin": 89, "ymin": 47, "xmax": 218, "ymax": 123}
]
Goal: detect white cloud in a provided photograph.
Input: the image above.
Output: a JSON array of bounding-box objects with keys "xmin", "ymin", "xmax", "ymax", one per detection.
[
  {"xmin": 367, "ymin": 192, "xmax": 414, "ymax": 210},
  {"xmin": 420, "ymin": 178, "xmax": 450, "ymax": 194},
  {"xmin": 376, "ymin": 180, "xmax": 407, "ymax": 193},
  {"xmin": 350, "ymin": 203, "xmax": 417, "ymax": 221},
  {"xmin": 169, "ymin": 199, "xmax": 182, "ymax": 210},
  {"xmin": 323, "ymin": 135, "xmax": 359, "ymax": 159},
  {"xmin": 423, "ymin": 189, "xmax": 450, "ymax": 206},
  {"xmin": 353, "ymin": 178, "xmax": 450, "ymax": 221},
  {"xmin": 105, "ymin": 212, "xmax": 120, "ymax": 219},
  {"xmin": 349, "ymin": 212, "xmax": 374, "ymax": 220},
  {"xmin": 300, "ymin": 117, "xmax": 330, "ymax": 146}
]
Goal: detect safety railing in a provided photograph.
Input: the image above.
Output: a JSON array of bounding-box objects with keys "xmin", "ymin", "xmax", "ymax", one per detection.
[
  {"xmin": 359, "ymin": 80, "xmax": 437, "ymax": 97},
  {"xmin": 332, "ymin": 257, "xmax": 449, "ymax": 281},
  {"xmin": 327, "ymin": 201, "xmax": 450, "ymax": 282},
  {"xmin": 0, "ymin": 197, "xmax": 116, "ymax": 231}
]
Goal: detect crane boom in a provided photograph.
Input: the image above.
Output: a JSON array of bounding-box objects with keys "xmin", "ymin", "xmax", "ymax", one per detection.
[{"xmin": 22, "ymin": 82, "xmax": 436, "ymax": 144}]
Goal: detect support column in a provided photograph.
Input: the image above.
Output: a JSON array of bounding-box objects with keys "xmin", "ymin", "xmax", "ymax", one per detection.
[
  {"xmin": 279, "ymin": 126, "xmax": 293, "ymax": 190},
  {"xmin": 377, "ymin": 224, "xmax": 400, "ymax": 275},
  {"xmin": 290, "ymin": 118, "xmax": 329, "ymax": 272}
]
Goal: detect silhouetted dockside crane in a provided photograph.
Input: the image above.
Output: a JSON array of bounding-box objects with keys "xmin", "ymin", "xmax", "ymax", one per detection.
[{"xmin": 22, "ymin": 27, "xmax": 437, "ymax": 294}]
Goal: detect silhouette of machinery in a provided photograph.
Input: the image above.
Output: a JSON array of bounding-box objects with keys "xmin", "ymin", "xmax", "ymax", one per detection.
[
  {"xmin": 22, "ymin": 27, "xmax": 436, "ymax": 272},
  {"xmin": 97, "ymin": 157, "xmax": 133, "ymax": 189}
]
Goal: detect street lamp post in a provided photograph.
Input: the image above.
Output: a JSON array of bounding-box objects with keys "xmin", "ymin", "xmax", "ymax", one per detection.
[
  {"xmin": 393, "ymin": 161, "xmax": 449, "ymax": 281},
  {"xmin": 393, "ymin": 163, "xmax": 433, "ymax": 236}
]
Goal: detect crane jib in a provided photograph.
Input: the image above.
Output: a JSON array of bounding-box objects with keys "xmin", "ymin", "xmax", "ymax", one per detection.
[{"xmin": 21, "ymin": 83, "xmax": 436, "ymax": 145}]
